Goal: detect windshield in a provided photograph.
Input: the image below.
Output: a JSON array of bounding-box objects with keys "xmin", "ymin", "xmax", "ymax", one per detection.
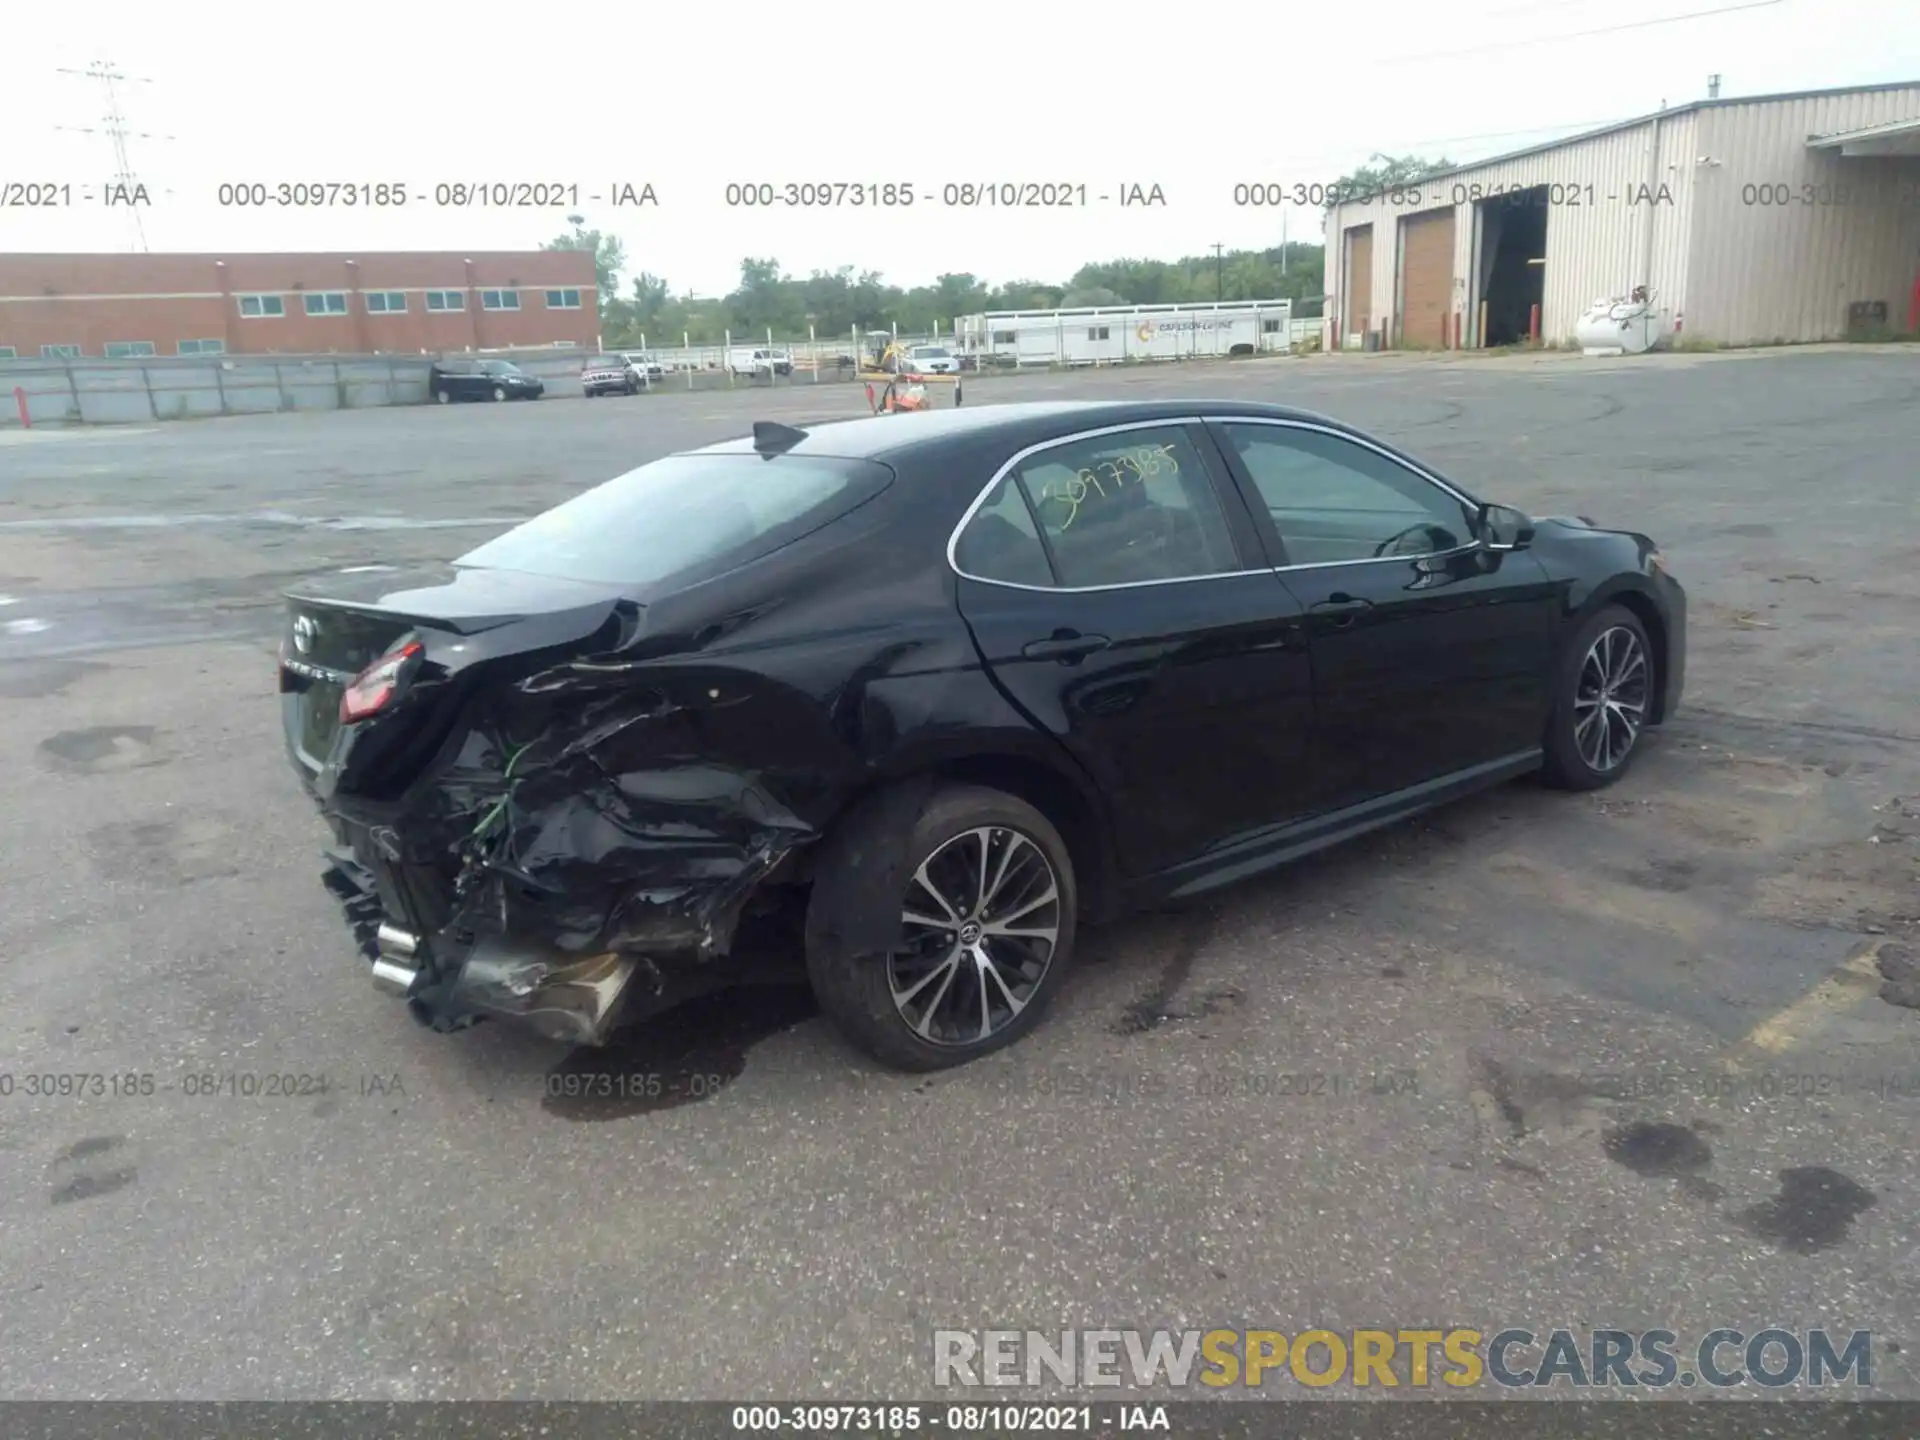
[
  {"xmin": 914, "ymin": 347, "xmax": 951, "ymax": 358},
  {"xmin": 585, "ymin": 356, "xmax": 624, "ymax": 369},
  {"xmin": 482, "ymin": 360, "xmax": 523, "ymax": 376},
  {"xmin": 457, "ymin": 452, "xmax": 895, "ymax": 590}
]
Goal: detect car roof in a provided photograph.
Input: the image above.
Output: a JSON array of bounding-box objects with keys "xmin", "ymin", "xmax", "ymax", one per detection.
[{"xmin": 689, "ymin": 399, "xmax": 1360, "ymax": 464}]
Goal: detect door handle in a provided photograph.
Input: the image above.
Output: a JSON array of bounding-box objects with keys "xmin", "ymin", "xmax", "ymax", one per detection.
[
  {"xmin": 1309, "ymin": 594, "xmax": 1374, "ymax": 629},
  {"xmin": 1022, "ymin": 631, "xmax": 1111, "ymax": 662}
]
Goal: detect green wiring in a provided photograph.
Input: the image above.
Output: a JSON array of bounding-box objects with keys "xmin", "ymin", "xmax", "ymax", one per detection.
[{"xmin": 468, "ymin": 742, "xmax": 533, "ymax": 843}]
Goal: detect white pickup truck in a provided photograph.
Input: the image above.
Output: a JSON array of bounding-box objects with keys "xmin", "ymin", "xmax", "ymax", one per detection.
[
  {"xmin": 620, "ymin": 352, "xmax": 667, "ymax": 383},
  {"xmin": 726, "ymin": 346, "xmax": 794, "ymax": 379}
]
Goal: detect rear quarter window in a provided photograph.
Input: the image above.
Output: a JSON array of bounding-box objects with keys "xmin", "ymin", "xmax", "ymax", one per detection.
[
  {"xmin": 954, "ymin": 475, "xmax": 1053, "ymax": 588},
  {"xmin": 457, "ymin": 452, "xmax": 896, "ymax": 592}
]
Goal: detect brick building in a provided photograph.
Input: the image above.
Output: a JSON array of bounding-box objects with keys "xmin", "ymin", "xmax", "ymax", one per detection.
[{"xmin": 0, "ymin": 250, "xmax": 600, "ymax": 359}]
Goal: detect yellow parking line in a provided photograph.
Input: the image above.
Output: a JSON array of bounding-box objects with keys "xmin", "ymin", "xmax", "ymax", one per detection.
[{"xmin": 1718, "ymin": 938, "xmax": 1888, "ymax": 1070}]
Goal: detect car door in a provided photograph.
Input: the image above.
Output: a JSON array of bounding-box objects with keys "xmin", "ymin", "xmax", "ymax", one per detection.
[
  {"xmin": 446, "ymin": 359, "xmax": 480, "ymax": 398},
  {"xmin": 951, "ymin": 419, "xmax": 1315, "ymax": 880},
  {"xmin": 1208, "ymin": 418, "xmax": 1560, "ymax": 812}
]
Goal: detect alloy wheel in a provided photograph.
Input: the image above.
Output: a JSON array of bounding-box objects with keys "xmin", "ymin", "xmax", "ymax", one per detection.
[
  {"xmin": 1573, "ymin": 625, "xmax": 1649, "ymax": 772},
  {"xmin": 889, "ymin": 826, "xmax": 1061, "ymax": 1046}
]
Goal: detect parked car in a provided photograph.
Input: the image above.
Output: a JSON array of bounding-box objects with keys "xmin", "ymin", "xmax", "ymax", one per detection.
[
  {"xmin": 581, "ymin": 354, "xmax": 639, "ymax": 397},
  {"xmin": 903, "ymin": 344, "xmax": 959, "ymax": 375},
  {"xmin": 430, "ymin": 357, "xmax": 545, "ymax": 403},
  {"xmin": 621, "ymin": 352, "xmax": 667, "ymax": 383},
  {"xmin": 280, "ymin": 399, "xmax": 1685, "ymax": 1071},
  {"xmin": 726, "ymin": 346, "xmax": 793, "ymax": 378}
]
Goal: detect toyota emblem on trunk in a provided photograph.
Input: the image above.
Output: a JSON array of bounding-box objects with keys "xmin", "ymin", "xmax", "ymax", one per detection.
[{"xmin": 292, "ymin": 615, "xmax": 317, "ymax": 653}]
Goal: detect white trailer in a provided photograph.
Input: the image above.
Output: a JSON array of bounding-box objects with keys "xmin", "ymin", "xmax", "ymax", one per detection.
[{"xmin": 956, "ymin": 300, "xmax": 1294, "ymax": 367}]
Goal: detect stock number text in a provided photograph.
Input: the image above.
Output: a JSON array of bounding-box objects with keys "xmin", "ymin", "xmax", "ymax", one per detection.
[
  {"xmin": 1234, "ymin": 182, "xmax": 1429, "ymax": 207},
  {"xmin": 1, "ymin": 1072, "xmax": 156, "ymax": 1098},
  {"xmin": 724, "ymin": 182, "xmax": 916, "ymax": 207},
  {"xmin": 217, "ymin": 182, "xmax": 409, "ymax": 207},
  {"xmin": 730, "ymin": 1406, "xmax": 922, "ymax": 1431},
  {"xmin": 545, "ymin": 1070, "xmax": 732, "ymax": 1100},
  {"xmin": 1736, "ymin": 181, "xmax": 1911, "ymax": 207},
  {"xmin": 1033, "ymin": 444, "xmax": 1181, "ymax": 530}
]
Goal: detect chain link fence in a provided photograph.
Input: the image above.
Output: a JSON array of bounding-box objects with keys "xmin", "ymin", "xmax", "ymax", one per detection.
[{"xmin": 0, "ymin": 313, "xmax": 1321, "ymax": 427}]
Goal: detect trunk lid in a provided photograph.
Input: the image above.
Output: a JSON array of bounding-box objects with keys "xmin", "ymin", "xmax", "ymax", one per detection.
[{"xmin": 280, "ymin": 565, "xmax": 632, "ymax": 779}]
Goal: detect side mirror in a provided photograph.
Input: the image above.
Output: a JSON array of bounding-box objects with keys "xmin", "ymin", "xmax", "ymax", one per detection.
[{"xmin": 1478, "ymin": 502, "xmax": 1536, "ymax": 551}]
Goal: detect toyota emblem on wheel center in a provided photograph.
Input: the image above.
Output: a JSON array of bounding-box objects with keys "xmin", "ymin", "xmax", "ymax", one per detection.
[{"xmin": 292, "ymin": 614, "xmax": 317, "ymax": 653}]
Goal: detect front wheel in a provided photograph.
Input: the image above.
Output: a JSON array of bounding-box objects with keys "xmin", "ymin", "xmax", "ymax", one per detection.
[
  {"xmin": 1543, "ymin": 604, "xmax": 1655, "ymax": 790},
  {"xmin": 434, "ymin": 387, "xmax": 451, "ymax": 405},
  {"xmin": 806, "ymin": 784, "xmax": 1077, "ymax": 1071},
  {"xmin": 491, "ymin": 384, "xmax": 507, "ymax": 402}
]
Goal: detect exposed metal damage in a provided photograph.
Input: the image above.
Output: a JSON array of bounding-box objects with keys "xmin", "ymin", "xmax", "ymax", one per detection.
[{"xmin": 313, "ymin": 644, "xmax": 821, "ymax": 1045}]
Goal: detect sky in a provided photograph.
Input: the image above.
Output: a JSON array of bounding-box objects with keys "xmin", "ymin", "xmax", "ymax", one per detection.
[{"xmin": 4, "ymin": 0, "xmax": 1916, "ymax": 298}]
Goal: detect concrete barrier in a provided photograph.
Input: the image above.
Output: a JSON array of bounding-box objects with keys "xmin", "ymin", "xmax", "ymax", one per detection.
[{"xmin": 0, "ymin": 355, "xmax": 443, "ymax": 427}]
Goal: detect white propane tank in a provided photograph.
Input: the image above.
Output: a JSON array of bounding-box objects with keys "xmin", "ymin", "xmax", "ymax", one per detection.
[{"xmin": 1575, "ymin": 290, "xmax": 1670, "ymax": 356}]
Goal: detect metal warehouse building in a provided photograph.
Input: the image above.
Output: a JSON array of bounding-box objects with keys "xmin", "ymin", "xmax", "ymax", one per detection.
[
  {"xmin": 0, "ymin": 250, "xmax": 599, "ymax": 359},
  {"xmin": 1324, "ymin": 80, "xmax": 1920, "ymax": 351}
]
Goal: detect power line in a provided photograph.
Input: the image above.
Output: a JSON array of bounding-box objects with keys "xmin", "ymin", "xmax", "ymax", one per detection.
[
  {"xmin": 55, "ymin": 60, "xmax": 173, "ymax": 252},
  {"xmin": 1379, "ymin": 0, "xmax": 1784, "ymax": 63}
]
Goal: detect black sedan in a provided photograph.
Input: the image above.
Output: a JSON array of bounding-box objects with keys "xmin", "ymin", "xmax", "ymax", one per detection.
[
  {"xmin": 278, "ymin": 400, "xmax": 1685, "ymax": 1071},
  {"xmin": 429, "ymin": 357, "xmax": 545, "ymax": 403}
]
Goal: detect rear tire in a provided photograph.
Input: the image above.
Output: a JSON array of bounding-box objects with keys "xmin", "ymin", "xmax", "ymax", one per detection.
[
  {"xmin": 806, "ymin": 783, "xmax": 1077, "ymax": 1072},
  {"xmin": 434, "ymin": 387, "xmax": 451, "ymax": 404},
  {"xmin": 1542, "ymin": 604, "xmax": 1655, "ymax": 791}
]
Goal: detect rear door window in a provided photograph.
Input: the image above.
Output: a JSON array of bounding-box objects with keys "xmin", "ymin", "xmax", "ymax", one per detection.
[
  {"xmin": 1010, "ymin": 426, "xmax": 1240, "ymax": 588},
  {"xmin": 458, "ymin": 452, "xmax": 895, "ymax": 591}
]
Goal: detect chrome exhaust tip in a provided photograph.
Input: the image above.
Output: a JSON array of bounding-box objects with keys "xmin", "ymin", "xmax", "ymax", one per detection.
[
  {"xmin": 370, "ymin": 957, "xmax": 422, "ymax": 996},
  {"xmin": 370, "ymin": 923, "xmax": 422, "ymax": 996},
  {"xmin": 375, "ymin": 922, "xmax": 418, "ymax": 957}
]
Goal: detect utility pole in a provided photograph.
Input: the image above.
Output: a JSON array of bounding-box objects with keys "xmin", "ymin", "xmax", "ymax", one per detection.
[
  {"xmin": 1707, "ymin": 73, "xmax": 1722, "ymax": 98},
  {"xmin": 56, "ymin": 60, "xmax": 170, "ymax": 251},
  {"xmin": 1281, "ymin": 208, "xmax": 1290, "ymax": 277},
  {"xmin": 1212, "ymin": 242, "xmax": 1225, "ymax": 301}
]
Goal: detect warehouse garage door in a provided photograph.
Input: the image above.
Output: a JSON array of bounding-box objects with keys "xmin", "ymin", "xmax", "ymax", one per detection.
[
  {"xmin": 1397, "ymin": 208, "xmax": 1455, "ymax": 348},
  {"xmin": 1343, "ymin": 225, "xmax": 1373, "ymax": 342}
]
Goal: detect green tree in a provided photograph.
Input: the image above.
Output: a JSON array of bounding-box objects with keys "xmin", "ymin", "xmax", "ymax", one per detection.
[
  {"xmin": 1329, "ymin": 153, "xmax": 1454, "ymax": 201},
  {"xmin": 602, "ymin": 272, "xmax": 673, "ymax": 346},
  {"xmin": 540, "ymin": 221, "xmax": 627, "ymax": 319},
  {"xmin": 1060, "ymin": 285, "xmax": 1128, "ymax": 308},
  {"xmin": 595, "ymin": 240, "xmax": 1329, "ymax": 346}
]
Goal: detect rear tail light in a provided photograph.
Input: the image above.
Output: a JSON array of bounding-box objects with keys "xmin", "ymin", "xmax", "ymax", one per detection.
[{"xmin": 340, "ymin": 640, "xmax": 424, "ymax": 724}]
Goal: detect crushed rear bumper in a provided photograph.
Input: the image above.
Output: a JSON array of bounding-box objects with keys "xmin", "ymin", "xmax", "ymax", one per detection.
[{"xmin": 319, "ymin": 841, "xmax": 643, "ymax": 1045}]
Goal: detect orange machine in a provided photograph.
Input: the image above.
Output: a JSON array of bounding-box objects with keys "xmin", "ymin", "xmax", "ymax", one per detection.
[{"xmin": 859, "ymin": 339, "xmax": 964, "ymax": 415}]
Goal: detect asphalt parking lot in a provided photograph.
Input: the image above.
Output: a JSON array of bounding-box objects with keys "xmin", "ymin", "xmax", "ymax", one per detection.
[{"xmin": 1, "ymin": 348, "xmax": 1917, "ymax": 1403}]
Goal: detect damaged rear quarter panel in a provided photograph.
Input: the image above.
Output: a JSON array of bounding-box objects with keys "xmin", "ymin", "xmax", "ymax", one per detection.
[{"xmin": 319, "ymin": 479, "xmax": 1069, "ymax": 982}]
